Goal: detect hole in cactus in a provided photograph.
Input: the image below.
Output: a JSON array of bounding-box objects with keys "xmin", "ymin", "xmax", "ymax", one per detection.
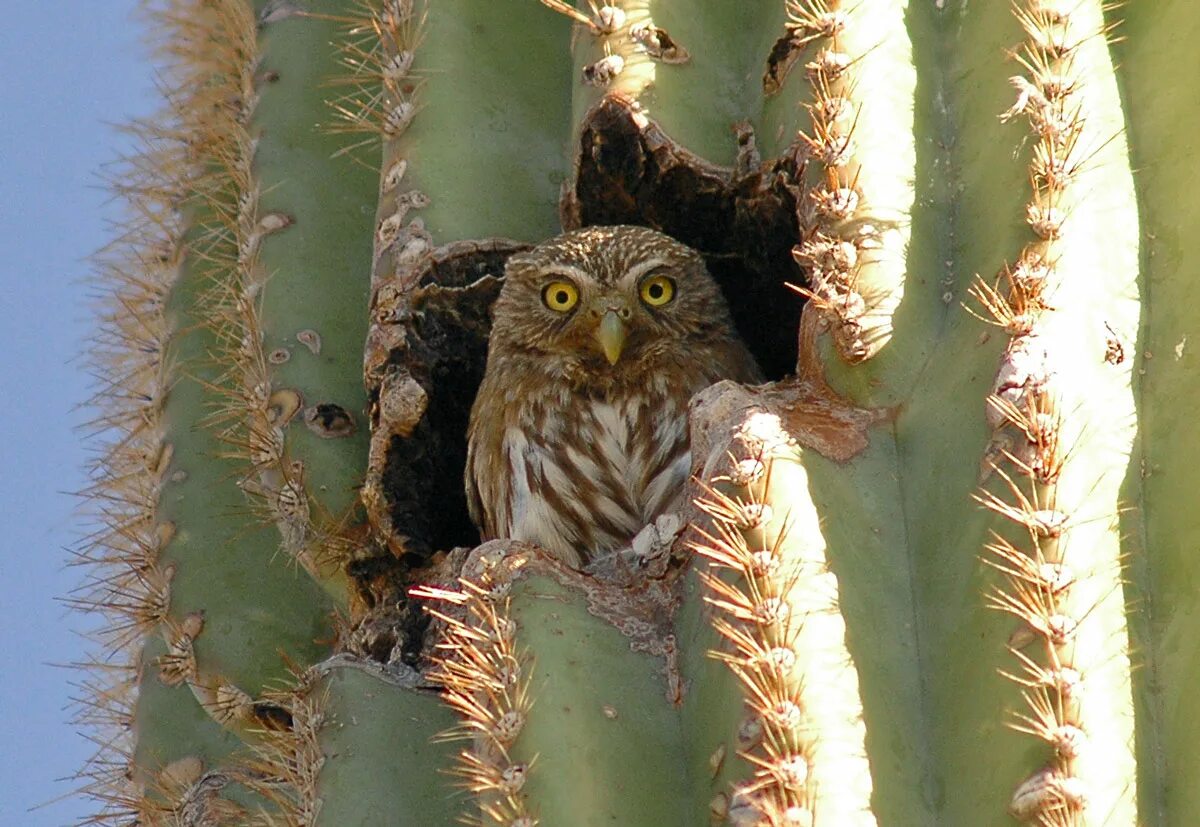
[
  {"xmin": 251, "ymin": 701, "xmax": 293, "ymax": 731},
  {"xmin": 567, "ymin": 95, "xmax": 805, "ymax": 380},
  {"xmin": 369, "ymin": 243, "xmax": 523, "ymax": 566},
  {"xmin": 362, "ymin": 100, "xmax": 809, "ymax": 659},
  {"xmin": 303, "ymin": 403, "xmax": 357, "ymax": 438}
]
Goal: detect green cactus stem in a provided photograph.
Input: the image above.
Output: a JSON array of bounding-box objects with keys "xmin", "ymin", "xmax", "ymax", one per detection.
[{"xmin": 76, "ymin": 1, "xmax": 1200, "ymax": 825}]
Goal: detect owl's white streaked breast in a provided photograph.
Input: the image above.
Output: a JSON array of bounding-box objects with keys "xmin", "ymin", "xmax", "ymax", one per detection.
[{"xmin": 501, "ymin": 393, "xmax": 690, "ymax": 566}]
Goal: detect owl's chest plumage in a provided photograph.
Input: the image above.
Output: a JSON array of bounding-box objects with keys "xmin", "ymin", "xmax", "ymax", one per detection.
[
  {"xmin": 504, "ymin": 384, "xmax": 688, "ymax": 566},
  {"xmin": 468, "ymin": 368, "xmax": 694, "ymax": 567}
]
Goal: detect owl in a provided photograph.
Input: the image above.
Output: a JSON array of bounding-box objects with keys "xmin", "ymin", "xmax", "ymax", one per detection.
[{"xmin": 465, "ymin": 225, "xmax": 762, "ymax": 568}]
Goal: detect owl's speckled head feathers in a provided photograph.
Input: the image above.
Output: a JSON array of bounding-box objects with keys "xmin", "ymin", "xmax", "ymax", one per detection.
[{"xmin": 488, "ymin": 225, "xmax": 741, "ymax": 383}]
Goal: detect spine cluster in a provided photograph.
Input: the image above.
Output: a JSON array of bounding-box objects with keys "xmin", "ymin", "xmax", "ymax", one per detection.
[
  {"xmin": 973, "ymin": 4, "xmax": 1126, "ymax": 824},
  {"xmin": 325, "ymin": 0, "xmax": 423, "ymax": 143},
  {"xmin": 693, "ymin": 413, "xmax": 873, "ymax": 827},
  {"xmin": 772, "ymin": 1, "xmax": 872, "ymax": 363},
  {"xmin": 324, "ymin": 0, "xmax": 432, "ymax": 291},
  {"xmin": 245, "ymin": 675, "xmax": 326, "ymax": 827},
  {"xmin": 417, "ymin": 568, "xmax": 536, "ymax": 827},
  {"xmin": 537, "ymin": 1, "xmax": 689, "ymax": 91}
]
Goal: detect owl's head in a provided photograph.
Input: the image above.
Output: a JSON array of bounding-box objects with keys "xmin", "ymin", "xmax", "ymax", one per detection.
[{"xmin": 490, "ymin": 225, "xmax": 739, "ymax": 376}]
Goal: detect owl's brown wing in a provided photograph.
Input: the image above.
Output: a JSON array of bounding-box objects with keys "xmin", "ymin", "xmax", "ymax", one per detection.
[
  {"xmin": 464, "ymin": 372, "xmax": 507, "ymax": 542},
  {"xmin": 724, "ymin": 339, "xmax": 765, "ymax": 386},
  {"xmin": 699, "ymin": 326, "xmax": 764, "ymax": 388},
  {"xmin": 464, "ymin": 447, "xmax": 487, "ymax": 539}
]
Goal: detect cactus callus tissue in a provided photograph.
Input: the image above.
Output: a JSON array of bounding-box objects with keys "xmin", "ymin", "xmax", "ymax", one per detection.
[{"xmin": 75, "ymin": 1, "xmax": 1200, "ymax": 825}]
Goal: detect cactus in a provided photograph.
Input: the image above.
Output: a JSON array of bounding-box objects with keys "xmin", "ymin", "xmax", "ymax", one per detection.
[{"xmin": 74, "ymin": 1, "xmax": 1200, "ymax": 825}]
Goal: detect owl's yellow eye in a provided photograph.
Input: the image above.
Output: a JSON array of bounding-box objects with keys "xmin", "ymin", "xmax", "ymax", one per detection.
[
  {"xmin": 639, "ymin": 275, "xmax": 675, "ymax": 307},
  {"xmin": 542, "ymin": 280, "xmax": 579, "ymax": 312}
]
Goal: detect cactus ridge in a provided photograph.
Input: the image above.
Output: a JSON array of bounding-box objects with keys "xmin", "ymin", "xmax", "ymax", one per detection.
[
  {"xmin": 780, "ymin": 0, "xmax": 871, "ymax": 363},
  {"xmin": 972, "ymin": 2, "xmax": 1138, "ymax": 823},
  {"xmin": 72, "ymin": 0, "xmax": 265, "ymax": 819},
  {"xmin": 152, "ymin": 0, "xmax": 325, "ymax": 739},
  {"xmin": 340, "ymin": 0, "xmax": 432, "ymax": 290},
  {"xmin": 693, "ymin": 457, "xmax": 821, "ymax": 827},
  {"xmin": 192, "ymin": 1, "xmax": 372, "ymax": 606},
  {"xmin": 74, "ymin": 1, "xmax": 383, "ymax": 821},
  {"xmin": 687, "ymin": 381, "xmax": 878, "ymax": 827},
  {"xmin": 417, "ymin": 562, "xmax": 536, "ymax": 826},
  {"xmin": 778, "ymin": 0, "xmax": 912, "ymax": 368},
  {"xmin": 194, "ymin": 44, "xmax": 342, "ymax": 596}
]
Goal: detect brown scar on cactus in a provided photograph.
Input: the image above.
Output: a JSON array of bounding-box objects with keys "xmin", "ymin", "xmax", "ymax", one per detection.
[
  {"xmin": 296, "ymin": 328, "xmax": 321, "ymax": 354},
  {"xmin": 536, "ymin": 0, "xmax": 691, "ymax": 78},
  {"xmin": 763, "ymin": 2, "xmax": 851, "ymax": 95},
  {"xmin": 770, "ymin": 308, "xmax": 892, "ymax": 461},
  {"xmin": 630, "ymin": 22, "xmax": 689, "ymax": 64},
  {"xmin": 303, "ymin": 403, "xmax": 358, "ymax": 438}
]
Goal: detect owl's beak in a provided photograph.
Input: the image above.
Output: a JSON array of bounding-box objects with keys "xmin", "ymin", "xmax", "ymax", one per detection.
[{"xmin": 595, "ymin": 310, "xmax": 627, "ymax": 365}]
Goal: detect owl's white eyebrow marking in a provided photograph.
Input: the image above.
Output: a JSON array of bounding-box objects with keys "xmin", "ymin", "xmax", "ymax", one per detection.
[
  {"xmin": 537, "ymin": 265, "xmax": 590, "ymax": 284},
  {"xmin": 620, "ymin": 257, "xmax": 668, "ymax": 285}
]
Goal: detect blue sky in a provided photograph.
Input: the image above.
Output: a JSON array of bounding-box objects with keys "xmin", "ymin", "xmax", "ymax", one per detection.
[{"xmin": 0, "ymin": 3, "xmax": 153, "ymax": 823}]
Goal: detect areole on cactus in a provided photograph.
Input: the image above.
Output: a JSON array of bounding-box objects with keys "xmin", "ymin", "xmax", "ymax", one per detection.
[{"xmin": 73, "ymin": 0, "xmax": 1200, "ymax": 825}]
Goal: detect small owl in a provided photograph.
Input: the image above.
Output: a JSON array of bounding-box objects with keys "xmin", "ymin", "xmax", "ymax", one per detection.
[{"xmin": 466, "ymin": 225, "xmax": 762, "ymax": 567}]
